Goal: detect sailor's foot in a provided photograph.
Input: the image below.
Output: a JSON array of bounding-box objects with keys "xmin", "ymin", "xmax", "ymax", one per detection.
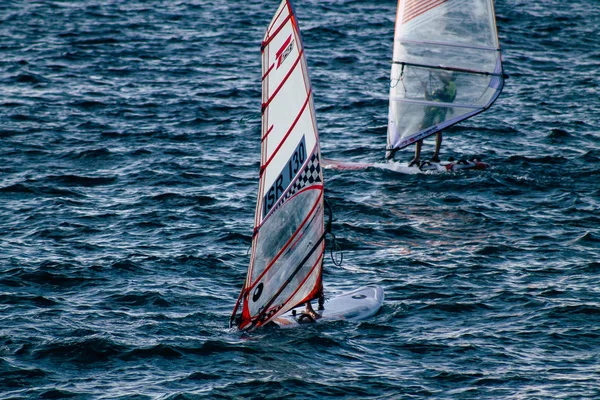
[
  {"xmin": 304, "ymin": 302, "xmax": 319, "ymax": 320},
  {"xmin": 297, "ymin": 301, "xmax": 319, "ymax": 323},
  {"xmin": 408, "ymin": 158, "xmax": 420, "ymax": 167},
  {"xmin": 430, "ymin": 155, "xmax": 440, "ymax": 163}
]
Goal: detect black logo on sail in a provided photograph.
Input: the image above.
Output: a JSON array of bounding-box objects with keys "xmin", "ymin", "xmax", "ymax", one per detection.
[{"xmin": 263, "ymin": 136, "xmax": 307, "ymax": 217}]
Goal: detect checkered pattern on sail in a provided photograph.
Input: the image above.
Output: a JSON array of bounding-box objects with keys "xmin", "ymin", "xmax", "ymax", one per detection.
[
  {"xmin": 278, "ymin": 152, "xmax": 321, "ymax": 209},
  {"xmin": 265, "ymin": 151, "xmax": 322, "ymax": 216},
  {"xmin": 290, "ymin": 152, "xmax": 321, "ymax": 193}
]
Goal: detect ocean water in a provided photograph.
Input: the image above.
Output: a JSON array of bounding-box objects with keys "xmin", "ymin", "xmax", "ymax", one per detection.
[{"xmin": 1, "ymin": 0, "xmax": 600, "ymax": 398}]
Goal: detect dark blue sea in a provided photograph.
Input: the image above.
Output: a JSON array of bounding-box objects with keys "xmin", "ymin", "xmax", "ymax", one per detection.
[{"xmin": 1, "ymin": 0, "xmax": 600, "ymax": 398}]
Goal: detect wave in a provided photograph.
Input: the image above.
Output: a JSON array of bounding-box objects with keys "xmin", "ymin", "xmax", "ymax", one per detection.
[{"xmin": 31, "ymin": 336, "xmax": 128, "ymax": 364}]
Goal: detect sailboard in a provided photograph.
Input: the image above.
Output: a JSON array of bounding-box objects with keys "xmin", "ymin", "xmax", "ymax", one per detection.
[
  {"xmin": 230, "ymin": 0, "xmax": 383, "ymax": 331},
  {"xmin": 274, "ymin": 286, "xmax": 384, "ymax": 328},
  {"xmin": 323, "ymin": 157, "xmax": 489, "ymax": 173}
]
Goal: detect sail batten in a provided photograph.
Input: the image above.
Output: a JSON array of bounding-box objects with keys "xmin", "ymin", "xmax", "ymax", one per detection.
[
  {"xmin": 231, "ymin": 0, "xmax": 324, "ymax": 331},
  {"xmin": 395, "ymin": 38, "xmax": 499, "ymax": 52},
  {"xmin": 391, "ymin": 61, "xmax": 503, "ymax": 77},
  {"xmin": 391, "ymin": 97, "xmax": 483, "ymax": 110},
  {"xmin": 387, "ymin": 0, "xmax": 505, "ymax": 157}
]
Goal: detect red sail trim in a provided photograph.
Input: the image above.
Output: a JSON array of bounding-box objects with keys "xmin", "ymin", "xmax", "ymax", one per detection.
[
  {"xmin": 260, "ymin": 88, "xmax": 311, "ymax": 167},
  {"xmin": 261, "ymin": 48, "xmax": 304, "ymax": 114},
  {"xmin": 246, "ymin": 186, "xmax": 323, "ymax": 294},
  {"xmin": 240, "ymin": 291, "xmax": 252, "ymax": 328},
  {"xmin": 245, "ymin": 222, "xmax": 324, "ymax": 330},
  {"xmin": 262, "ymin": 62, "xmax": 275, "ymax": 84},
  {"xmin": 262, "ymin": 34, "xmax": 292, "ymax": 82},
  {"xmin": 289, "ymin": 228, "xmax": 306, "ymax": 251},
  {"xmin": 403, "ymin": 0, "xmax": 447, "ymax": 23},
  {"xmin": 290, "ymin": 3, "xmax": 298, "ymax": 31},
  {"xmin": 404, "ymin": 0, "xmax": 441, "ymax": 18},
  {"xmin": 262, "ymin": 10, "xmax": 292, "ymax": 50},
  {"xmin": 261, "ymin": 125, "xmax": 274, "ymax": 144},
  {"xmin": 248, "ymin": 251, "xmax": 324, "ymax": 329},
  {"xmin": 284, "ymin": 250, "xmax": 323, "ymax": 306}
]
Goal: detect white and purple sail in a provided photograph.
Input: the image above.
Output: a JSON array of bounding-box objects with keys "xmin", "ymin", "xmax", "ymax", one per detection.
[{"xmin": 386, "ymin": 0, "xmax": 505, "ymax": 159}]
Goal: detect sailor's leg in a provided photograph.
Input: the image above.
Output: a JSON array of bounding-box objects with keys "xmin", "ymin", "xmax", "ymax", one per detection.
[
  {"xmin": 410, "ymin": 140, "xmax": 422, "ymax": 166},
  {"xmin": 385, "ymin": 147, "xmax": 397, "ymax": 161},
  {"xmin": 431, "ymin": 132, "xmax": 442, "ymax": 162}
]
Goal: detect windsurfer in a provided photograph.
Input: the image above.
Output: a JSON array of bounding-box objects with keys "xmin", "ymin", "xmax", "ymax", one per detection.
[{"xmin": 409, "ymin": 72, "xmax": 457, "ymax": 166}]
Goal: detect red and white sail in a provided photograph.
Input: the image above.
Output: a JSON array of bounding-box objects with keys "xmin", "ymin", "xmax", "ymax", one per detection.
[
  {"xmin": 386, "ymin": 0, "xmax": 505, "ymax": 158},
  {"xmin": 231, "ymin": 0, "xmax": 324, "ymax": 331}
]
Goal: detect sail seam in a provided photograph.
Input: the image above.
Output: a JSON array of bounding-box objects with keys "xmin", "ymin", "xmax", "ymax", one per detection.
[{"xmin": 389, "ymin": 97, "xmax": 482, "ymax": 109}]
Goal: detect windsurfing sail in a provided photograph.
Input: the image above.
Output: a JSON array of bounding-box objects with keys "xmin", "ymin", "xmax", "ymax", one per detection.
[
  {"xmin": 386, "ymin": 0, "xmax": 506, "ymax": 159},
  {"xmin": 230, "ymin": 0, "xmax": 325, "ymax": 331}
]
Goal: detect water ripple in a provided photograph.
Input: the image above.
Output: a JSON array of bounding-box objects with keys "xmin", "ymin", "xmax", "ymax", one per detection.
[{"xmin": 1, "ymin": 0, "xmax": 599, "ymax": 398}]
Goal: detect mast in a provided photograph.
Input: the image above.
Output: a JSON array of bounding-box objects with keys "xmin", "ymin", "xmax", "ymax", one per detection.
[{"xmin": 386, "ymin": 0, "xmax": 505, "ymax": 159}]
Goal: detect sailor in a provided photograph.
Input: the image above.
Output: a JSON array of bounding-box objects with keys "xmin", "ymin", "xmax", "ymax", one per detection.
[{"xmin": 409, "ymin": 71, "xmax": 457, "ymax": 167}]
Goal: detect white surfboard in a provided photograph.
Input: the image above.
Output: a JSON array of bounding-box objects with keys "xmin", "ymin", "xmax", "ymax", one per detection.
[
  {"xmin": 273, "ymin": 285, "xmax": 384, "ymax": 328},
  {"xmin": 324, "ymin": 158, "xmax": 489, "ymax": 174}
]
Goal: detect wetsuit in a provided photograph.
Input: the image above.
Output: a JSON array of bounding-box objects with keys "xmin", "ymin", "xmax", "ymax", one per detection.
[{"xmin": 422, "ymin": 80, "xmax": 457, "ymax": 127}]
